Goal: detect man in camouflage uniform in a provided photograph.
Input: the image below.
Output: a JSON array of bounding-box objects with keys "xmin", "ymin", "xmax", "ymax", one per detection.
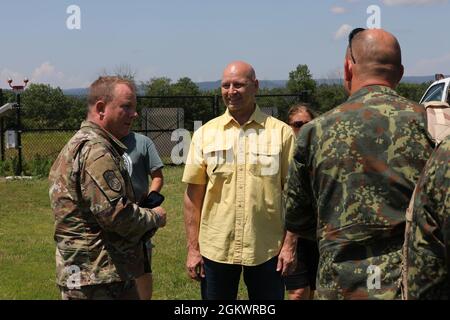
[
  {"xmin": 403, "ymin": 135, "xmax": 450, "ymax": 300},
  {"xmin": 284, "ymin": 28, "xmax": 433, "ymax": 299},
  {"xmin": 49, "ymin": 76, "xmax": 167, "ymax": 300}
]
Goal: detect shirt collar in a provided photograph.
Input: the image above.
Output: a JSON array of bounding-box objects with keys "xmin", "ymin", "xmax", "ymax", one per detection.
[
  {"xmin": 81, "ymin": 120, "xmax": 128, "ymax": 152},
  {"xmin": 221, "ymin": 104, "xmax": 267, "ymax": 128},
  {"xmin": 348, "ymin": 85, "xmax": 399, "ymax": 103}
]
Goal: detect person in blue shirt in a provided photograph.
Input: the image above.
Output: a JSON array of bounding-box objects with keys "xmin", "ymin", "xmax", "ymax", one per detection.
[{"xmin": 121, "ymin": 131, "xmax": 164, "ymax": 300}]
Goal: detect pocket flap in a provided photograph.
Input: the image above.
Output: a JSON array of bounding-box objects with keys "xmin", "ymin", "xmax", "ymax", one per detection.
[{"xmin": 250, "ymin": 144, "xmax": 280, "ymax": 155}]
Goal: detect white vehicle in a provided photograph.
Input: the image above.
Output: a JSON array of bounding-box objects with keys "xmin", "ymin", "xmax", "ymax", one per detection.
[{"xmin": 419, "ymin": 74, "xmax": 450, "ymax": 104}]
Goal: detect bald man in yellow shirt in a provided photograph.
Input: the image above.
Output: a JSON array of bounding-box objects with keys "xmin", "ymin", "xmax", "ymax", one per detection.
[{"xmin": 183, "ymin": 61, "xmax": 296, "ymax": 300}]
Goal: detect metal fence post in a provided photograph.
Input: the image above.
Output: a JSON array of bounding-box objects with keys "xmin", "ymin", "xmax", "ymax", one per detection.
[
  {"xmin": 0, "ymin": 117, "xmax": 4, "ymax": 162},
  {"xmin": 213, "ymin": 95, "xmax": 220, "ymax": 117},
  {"xmin": 15, "ymin": 93, "xmax": 23, "ymax": 176},
  {"xmin": 0, "ymin": 88, "xmax": 4, "ymax": 161}
]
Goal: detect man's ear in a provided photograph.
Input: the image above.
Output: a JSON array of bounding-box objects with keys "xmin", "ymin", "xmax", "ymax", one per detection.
[
  {"xmin": 95, "ymin": 100, "xmax": 106, "ymax": 119},
  {"xmin": 344, "ymin": 57, "xmax": 353, "ymax": 82},
  {"xmin": 397, "ymin": 64, "xmax": 404, "ymax": 83},
  {"xmin": 254, "ymin": 79, "xmax": 259, "ymax": 91}
]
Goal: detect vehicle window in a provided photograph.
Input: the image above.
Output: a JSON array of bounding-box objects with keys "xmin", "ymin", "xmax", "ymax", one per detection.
[
  {"xmin": 447, "ymin": 88, "xmax": 450, "ymax": 104},
  {"xmin": 421, "ymin": 83, "xmax": 445, "ymax": 103}
]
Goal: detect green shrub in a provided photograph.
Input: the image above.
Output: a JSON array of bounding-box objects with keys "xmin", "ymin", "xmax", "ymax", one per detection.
[
  {"xmin": 0, "ymin": 157, "xmax": 19, "ymax": 176},
  {"xmin": 0, "ymin": 158, "xmax": 14, "ymax": 176},
  {"xmin": 0, "ymin": 154, "xmax": 53, "ymax": 177},
  {"xmin": 28, "ymin": 154, "xmax": 53, "ymax": 177}
]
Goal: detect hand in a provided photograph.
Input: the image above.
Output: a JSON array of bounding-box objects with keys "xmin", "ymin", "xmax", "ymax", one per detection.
[
  {"xmin": 152, "ymin": 206, "xmax": 167, "ymax": 228},
  {"xmin": 277, "ymin": 232, "xmax": 298, "ymax": 276},
  {"xmin": 141, "ymin": 191, "xmax": 165, "ymax": 209},
  {"xmin": 186, "ymin": 249, "xmax": 205, "ymax": 281}
]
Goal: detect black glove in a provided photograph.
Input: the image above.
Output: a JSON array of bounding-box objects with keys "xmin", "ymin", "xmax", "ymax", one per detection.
[
  {"xmin": 140, "ymin": 191, "xmax": 165, "ymax": 209},
  {"xmin": 140, "ymin": 191, "xmax": 165, "ymax": 241}
]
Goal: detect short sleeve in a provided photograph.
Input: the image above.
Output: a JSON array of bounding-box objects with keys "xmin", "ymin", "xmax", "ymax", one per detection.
[
  {"xmin": 182, "ymin": 129, "xmax": 207, "ymax": 184},
  {"xmin": 284, "ymin": 126, "xmax": 317, "ymax": 240},
  {"xmin": 281, "ymin": 125, "xmax": 296, "ymax": 189},
  {"xmin": 145, "ymin": 138, "xmax": 164, "ymax": 173}
]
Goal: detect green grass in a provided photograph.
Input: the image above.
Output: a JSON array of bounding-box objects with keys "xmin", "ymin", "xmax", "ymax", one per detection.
[
  {"xmin": 0, "ymin": 179, "xmax": 58, "ymax": 299},
  {"xmin": 0, "ymin": 166, "xmax": 249, "ymax": 300},
  {"xmin": 1, "ymin": 132, "xmax": 174, "ymax": 173},
  {"xmin": 4, "ymin": 131, "xmax": 75, "ymax": 161}
]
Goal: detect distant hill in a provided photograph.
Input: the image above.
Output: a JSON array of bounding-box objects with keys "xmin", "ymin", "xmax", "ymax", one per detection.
[
  {"xmin": 401, "ymin": 75, "xmax": 438, "ymax": 84},
  {"xmin": 63, "ymin": 87, "xmax": 146, "ymax": 96},
  {"xmin": 196, "ymin": 80, "xmax": 288, "ymax": 91},
  {"xmin": 61, "ymin": 75, "xmax": 441, "ymax": 95},
  {"xmin": 63, "ymin": 88, "xmax": 88, "ymax": 96}
]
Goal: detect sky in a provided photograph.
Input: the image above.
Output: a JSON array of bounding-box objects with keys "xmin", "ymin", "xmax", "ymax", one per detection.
[{"xmin": 0, "ymin": 0, "xmax": 449, "ymax": 89}]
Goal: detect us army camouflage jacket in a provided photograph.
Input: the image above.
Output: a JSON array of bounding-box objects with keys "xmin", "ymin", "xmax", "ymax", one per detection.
[
  {"xmin": 49, "ymin": 121, "xmax": 163, "ymax": 288},
  {"xmin": 403, "ymin": 136, "xmax": 450, "ymax": 300},
  {"xmin": 285, "ymin": 85, "xmax": 434, "ymax": 299}
]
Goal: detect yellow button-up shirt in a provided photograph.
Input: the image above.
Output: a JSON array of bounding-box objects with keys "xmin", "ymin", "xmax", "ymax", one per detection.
[{"xmin": 182, "ymin": 106, "xmax": 295, "ymax": 266}]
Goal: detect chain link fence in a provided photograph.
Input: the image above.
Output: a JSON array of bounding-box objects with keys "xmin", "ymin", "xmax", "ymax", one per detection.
[{"xmin": 0, "ymin": 90, "xmax": 309, "ymax": 176}]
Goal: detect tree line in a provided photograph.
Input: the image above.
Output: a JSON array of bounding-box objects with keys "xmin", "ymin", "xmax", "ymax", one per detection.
[{"xmin": 0, "ymin": 64, "xmax": 432, "ymax": 130}]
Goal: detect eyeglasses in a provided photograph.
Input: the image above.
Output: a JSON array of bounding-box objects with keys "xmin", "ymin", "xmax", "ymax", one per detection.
[
  {"xmin": 348, "ymin": 28, "xmax": 365, "ymax": 64},
  {"xmin": 289, "ymin": 121, "xmax": 307, "ymax": 129}
]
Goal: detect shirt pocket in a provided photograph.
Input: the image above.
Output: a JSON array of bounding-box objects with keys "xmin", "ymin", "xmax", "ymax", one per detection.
[
  {"xmin": 203, "ymin": 146, "xmax": 234, "ymax": 210},
  {"xmin": 249, "ymin": 144, "xmax": 281, "ymax": 177},
  {"xmin": 204, "ymin": 144, "xmax": 234, "ymax": 179}
]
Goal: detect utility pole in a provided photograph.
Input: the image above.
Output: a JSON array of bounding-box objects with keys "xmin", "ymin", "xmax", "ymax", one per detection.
[{"xmin": 7, "ymin": 78, "xmax": 29, "ymax": 176}]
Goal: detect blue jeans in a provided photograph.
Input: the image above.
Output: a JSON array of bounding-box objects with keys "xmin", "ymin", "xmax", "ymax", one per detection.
[{"xmin": 201, "ymin": 256, "xmax": 284, "ymax": 300}]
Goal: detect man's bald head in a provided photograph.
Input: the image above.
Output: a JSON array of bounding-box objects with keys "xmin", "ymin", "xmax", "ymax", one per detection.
[
  {"xmin": 347, "ymin": 29, "xmax": 404, "ymax": 87},
  {"xmin": 222, "ymin": 61, "xmax": 257, "ymax": 82},
  {"xmin": 221, "ymin": 61, "xmax": 259, "ymax": 124}
]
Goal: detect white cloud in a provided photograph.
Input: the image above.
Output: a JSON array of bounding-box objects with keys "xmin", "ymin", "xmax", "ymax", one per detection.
[
  {"xmin": 408, "ymin": 52, "xmax": 450, "ymax": 75},
  {"xmin": 31, "ymin": 62, "xmax": 65, "ymax": 84},
  {"xmin": 383, "ymin": 0, "xmax": 448, "ymax": 6},
  {"xmin": 331, "ymin": 6, "xmax": 347, "ymax": 14},
  {"xmin": 334, "ymin": 24, "xmax": 353, "ymax": 40},
  {"xmin": 1, "ymin": 63, "xmax": 90, "ymax": 89}
]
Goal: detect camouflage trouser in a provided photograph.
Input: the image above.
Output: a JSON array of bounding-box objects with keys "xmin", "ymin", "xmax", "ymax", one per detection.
[{"xmin": 60, "ymin": 280, "xmax": 139, "ymax": 300}]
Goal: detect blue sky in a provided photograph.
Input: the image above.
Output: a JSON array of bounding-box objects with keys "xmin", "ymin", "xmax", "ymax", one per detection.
[{"xmin": 1, "ymin": 0, "xmax": 449, "ymax": 89}]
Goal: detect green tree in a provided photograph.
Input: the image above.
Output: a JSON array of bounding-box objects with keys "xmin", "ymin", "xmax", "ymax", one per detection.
[
  {"xmin": 21, "ymin": 84, "xmax": 68, "ymax": 128},
  {"xmin": 313, "ymin": 84, "xmax": 348, "ymax": 113},
  {"xmin": 172, "ymin": 77, "xmax": 200, "ymax": 96},
  {"xmin": 65, "ymin": 95, "xmax": 87, "ymax": 128},
  {"xmin": 0, "ymin": 89, "xmax": 16, "ymax": 129},
  {"xmin": 143, "ymin": 77, "xmax": 173, "ymax": 96},
  {"xmin": 287, "ymin": 64, "xmax": 317, "ymax": 98},
  {"xmin": 396, "ymin": 82, "xmax": 432, "ymax": 103},
  {"xmin": 172, "ymin": 77, "xmax": 212, "ymax": 127}
]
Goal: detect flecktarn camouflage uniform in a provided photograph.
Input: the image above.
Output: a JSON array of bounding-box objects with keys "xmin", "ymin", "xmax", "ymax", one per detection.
[
  {"xmin": 403, "ymin": 136, "xmax": 450, "ymax": 300},
  {"xmin": 49, "ymin": 121, "xmax": 163, "ymax": 299},
  {"xmin": 285, "ymin": 85, "xmax": 433, "ymax": 299}
]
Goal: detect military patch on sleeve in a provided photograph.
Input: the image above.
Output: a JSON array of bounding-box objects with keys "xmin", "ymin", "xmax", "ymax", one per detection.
[{"xmin": 103, "ymin": 170, "xmax": 122, "ymax": 193}]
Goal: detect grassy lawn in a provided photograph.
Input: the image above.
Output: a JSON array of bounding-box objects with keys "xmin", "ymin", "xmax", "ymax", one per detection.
[
  {"xmin": 0, "ymin": 166, "xmax": 249, "ymax": 300},
  {"xmin": 4, "ymin": 131, "xmax": 75, "ymax": 161}
]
